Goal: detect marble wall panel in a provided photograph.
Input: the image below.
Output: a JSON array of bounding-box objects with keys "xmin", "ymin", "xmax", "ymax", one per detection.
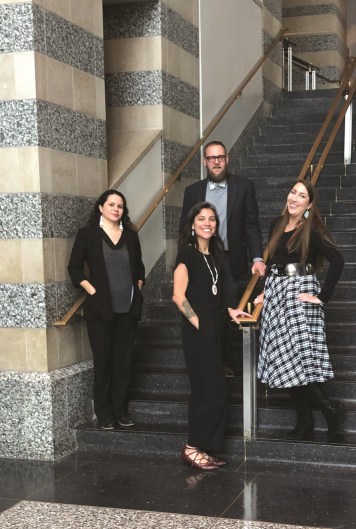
[
  {"xmin": 106, "ymin": 71, "xmax": 199, "ymax": 119},
  {"xmin": 0, "ymin": 101, "xmax": 106, "ymax": 159},
  {"xmin": 161, "ymin": 1, "xmax": 198, "ymax": 58},
  {"xmin": 0, "ymin": 192, "xmax": 42, "ymax": 238},
  {"xmin": 161, "ymin": 139, "xmax": 200, "ymax": 180},
  {"xmin": 0, "ymin": 361, "xmax": 93, "ymax": 459},
  {"xmin": 264, "ymin": 0, "xmax": 282, "ymax": 21},
  {"xmin": 264, "ymin": 30, "xmax": 282, "ymax": 67},
  {"xmin": 106, "ymin": 70, "xmax": 163, "ymax": 107},
  {"xmin": 283, "ymin": 3, "xmax": 346, "ymax": 25},
  {"xmin": 0, "ymin": 3, "xmax": 104, "ymax": 78},
  {"xmin": 104, "ymin": 1, "xmax": 198, "ymax": 58},
  {"xmin": 0, "ymin": 278, "xmax": 81, "ymax": 329},
  {"xmin": 289, "ymin": 34, "xmax": 347, "ymax": 55},
  {"xmin": 164, "ymin": 205, "xmax": 180, "ymax": 239},
  {"xmin": 0, "ymin": 193, "xmax": 94, "ymax": 239}
]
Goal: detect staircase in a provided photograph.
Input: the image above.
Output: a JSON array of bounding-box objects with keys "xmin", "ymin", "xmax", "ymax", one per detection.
[{"xmin": 77, "ymin": 89, "xmax": 356, "ymax": 466}]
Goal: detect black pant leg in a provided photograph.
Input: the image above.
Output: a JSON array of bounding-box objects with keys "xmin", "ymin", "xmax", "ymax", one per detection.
[
  {"xmin": 86, "ymin": 319, "xmax": 114, "ymax": 421},
  {"xmin": 110, "ymin": 313, "xmax": 136, "ymax": 415}
]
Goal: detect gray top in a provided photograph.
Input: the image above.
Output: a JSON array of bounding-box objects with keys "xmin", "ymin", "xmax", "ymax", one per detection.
[{"xmin": 102, "ymin": 238, "xmax": 132, "ymax": 313}]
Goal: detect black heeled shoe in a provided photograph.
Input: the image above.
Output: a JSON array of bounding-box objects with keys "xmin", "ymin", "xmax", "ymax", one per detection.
[
  {"xmin": 287, "ymin": 413, "xmax": 315, "ymax": 441},
  {"xmin": 308, "ymin": 383, "xmax": 345, "ymax": 443},
  {"xmin": 287, "ymin": 386, "xmax": 314, "ymax": 441},
  {"xmin": 181, "ymin": 446, "xmax": 218, "ymax": 470}
]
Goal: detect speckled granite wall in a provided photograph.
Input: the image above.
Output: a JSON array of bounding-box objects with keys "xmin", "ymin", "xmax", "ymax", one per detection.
[
  {"xmin": 105, "ymin": 71, "xmax": 199, "ymax": 119},
  {"xmin": 104, "ymin": 1, "xmax": 198, "ymax": 58},
  {"xmin": 0, "ymin": 3, "xmax": 104, "ymax": 78},
  {"xmin": 104, "ymin": 0, "xmax": 200, "ymax": 285},
  {"xmin": 283, "ymin": 3, "xmax": 345, "ymax": 25},
  {"xmin": 0, "ymin": 0, "xmax": 104, "ymax": 459},
  {"xmin": 0, "ymin": 100, "xmax": 106, "ymax": 157},
  {"xmin": 0, "ymin": 361, "xmax": 93, "ymax": 460}
]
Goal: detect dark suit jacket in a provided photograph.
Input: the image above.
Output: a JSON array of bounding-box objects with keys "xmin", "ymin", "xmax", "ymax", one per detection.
[
  {"xmin": 68, "ymin": 224, "xmax": 145, "ymax": 321},
  {"xmin": 179, "ymin": 174, "xmax": 263, "ymax": 277}
]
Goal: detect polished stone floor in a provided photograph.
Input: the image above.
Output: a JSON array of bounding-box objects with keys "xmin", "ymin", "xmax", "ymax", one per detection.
[{"xmin": 1, "ymin": 451, "xmax": 356, "ymax": 528}]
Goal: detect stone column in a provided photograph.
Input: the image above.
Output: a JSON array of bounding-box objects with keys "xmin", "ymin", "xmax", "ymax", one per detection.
[
  {"xmin": 103, "ymin": 0, "xmax": 200, "ymax": 286},
  {"xmin": 0, "ymin": 0, "xmax": 107, "ymax": 460}
]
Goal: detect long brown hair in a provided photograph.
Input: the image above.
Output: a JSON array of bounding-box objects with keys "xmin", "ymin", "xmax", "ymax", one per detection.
[{"xmin": 267, "ymin": 180, "xmax": 337, "ymax": 271}]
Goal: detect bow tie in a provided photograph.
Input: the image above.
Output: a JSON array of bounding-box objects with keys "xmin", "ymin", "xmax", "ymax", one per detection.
[{"xmin": 208, "ymin": 180, "xmax": 226, "ymax": 190}]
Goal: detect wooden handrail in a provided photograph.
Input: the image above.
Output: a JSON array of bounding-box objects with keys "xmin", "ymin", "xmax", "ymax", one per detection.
[
  {"xmin": 233, "ymin": 56, "xmax": 356, "ymax": 326},
  {"xmin": 311, "ymin": 77, "xmax": 356, "ymax": 185},
  {"xmin": 136, "ymin": 27, "xmax": 286, "ymax": 231},
  {"xmin": 54, "ymin": 295, "xmax": 86, "ymax": 326},
  {"xmin": 54, "ymin": 27, "xmax": 286, "ymax": 326},
  {"xmin": 298, "ymin": 56, "xmax": 356, "ymax": 181},
  {"xmin": 233, "ymin": 248, "xmax": 269, "ymax": 324}
]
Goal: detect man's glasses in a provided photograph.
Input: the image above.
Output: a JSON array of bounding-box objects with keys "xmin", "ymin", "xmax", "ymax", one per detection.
[{"xmin": 204, "ymin": 155, "xmax": 226, "ymax": 163}]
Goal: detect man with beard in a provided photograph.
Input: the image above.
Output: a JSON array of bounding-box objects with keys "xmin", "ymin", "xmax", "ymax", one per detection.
[{"xmin": 179, "ymin": 140, "xmax": 265, "ymax": 377}]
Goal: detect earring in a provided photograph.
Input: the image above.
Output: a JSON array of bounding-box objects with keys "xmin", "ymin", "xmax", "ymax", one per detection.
[
  {"xmin": 119, "ymin": 220, "xmax": 123, "ymax": 231},
  {"xmin": 99, "ymin": 215, "xmax": 104, "ymax": 228},
  {"xmin": 304, "ymin": 209, "xmax": 310, "ymax": 219},
  {"xmin": 192, "ymin": 228, "xmax": 195, "ymax": 237}
]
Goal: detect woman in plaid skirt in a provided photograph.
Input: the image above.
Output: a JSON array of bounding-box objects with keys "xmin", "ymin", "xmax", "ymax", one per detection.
[{"xmin": 254, "ymin": 180, "xmax": 344, "ymax": 442}]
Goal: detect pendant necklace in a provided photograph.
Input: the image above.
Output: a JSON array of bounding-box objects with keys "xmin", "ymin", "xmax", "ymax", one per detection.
[{"xmin": 202, "ymin": 254, "xmax": 218, "ymax": 295}]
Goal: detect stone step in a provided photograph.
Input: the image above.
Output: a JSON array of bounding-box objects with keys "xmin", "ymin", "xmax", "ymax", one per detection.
[
  {"xmin": 252, "ymin": 140, "xmax": 345, "ymax": 156},
  {"xmin": 266, "ymin": 111, "xmax": 344, "ymax": 125},
  {"xmin": 241, "ymin": 151, "xmax": 347, "ymax": 168},
  {"xmin": 244, "ymin": 169, "xmax": 356, "ymax": 186},
  {"xmin": 281, "ymin": 88, "xmax": 338, "ymax": 100}
]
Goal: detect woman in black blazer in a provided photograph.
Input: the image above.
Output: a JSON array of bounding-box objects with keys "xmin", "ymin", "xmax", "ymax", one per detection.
[{"xmin": 68, "ymin": 190, "xmax": 145, "ymax": 430}]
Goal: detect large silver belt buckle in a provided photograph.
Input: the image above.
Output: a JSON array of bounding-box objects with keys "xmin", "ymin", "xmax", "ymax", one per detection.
[{"xmin": 284, "ymin": 263, "xmax": 297, "ymax": 277}]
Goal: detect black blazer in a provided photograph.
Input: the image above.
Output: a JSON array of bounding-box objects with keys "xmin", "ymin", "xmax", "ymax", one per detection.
[
  {"xmin": 68, "ymin": 224, "xmax": 145, "ymax": 321},
  {"xmin": 179, "ymin": 174, "xmax": 263, "ymax": 277}
]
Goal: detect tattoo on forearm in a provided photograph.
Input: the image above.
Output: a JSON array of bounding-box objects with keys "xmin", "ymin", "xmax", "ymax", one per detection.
[{"xmin": 182, "ymin": 299, "xmax": 197, "ymax": 320}]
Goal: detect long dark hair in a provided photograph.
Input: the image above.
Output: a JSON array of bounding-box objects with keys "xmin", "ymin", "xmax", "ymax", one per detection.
[
  {"xmin": 179, "ymin": 201, "xmax": 225, "ymax": 268},
  {"xmin": 87, "ymin": 190, "xmax": 135, "ymax": 230},
  {"xmin": 267, "ymin": 180, "xmax": 337, "ymax": 270}
]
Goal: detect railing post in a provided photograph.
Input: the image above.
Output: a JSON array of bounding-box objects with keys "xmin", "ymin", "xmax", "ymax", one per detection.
[
  {"xmin": 305, "ymin": 70, "xmax": 310, "ymax": 90},
  {"xmin": 282, "ymin": 44, "xmax": 285, "ymax": 90},
  {"xmin": 242, "ymin": 325, "xmax": 258, "ymax": 440},
  {"xmin": 312, "ymin": 70, "xmax": 316, "ymax": 90},
  {"xmin": 344, "ymin": 91, "xmax": 353, "ymax": 166},
  {"xmin": 287, "ymin": 46, "xmax": 293, "ymax": 91}
]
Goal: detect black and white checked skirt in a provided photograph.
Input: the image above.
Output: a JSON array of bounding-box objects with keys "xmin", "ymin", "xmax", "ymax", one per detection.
[{"xmin": 257, "ymin": 272, "xmax": 334, "ymax": 388}]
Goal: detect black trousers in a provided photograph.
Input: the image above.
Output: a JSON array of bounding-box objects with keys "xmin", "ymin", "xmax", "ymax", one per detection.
[
  {"xmin": 221, "ymin": 253, "xmax": 240, "ymax": 370},
  {"xmin": 86, "ymin": 313, "xmax": 136, "ymax": 422},
  {"xmin": 182, "ymin": 310, "xmax": 228, "ymax": 452}
]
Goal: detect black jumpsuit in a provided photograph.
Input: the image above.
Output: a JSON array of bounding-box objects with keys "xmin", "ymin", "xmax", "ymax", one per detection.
[{"xmin": 176, "ymin": 245, "xmax": 228, "ymax": 451}]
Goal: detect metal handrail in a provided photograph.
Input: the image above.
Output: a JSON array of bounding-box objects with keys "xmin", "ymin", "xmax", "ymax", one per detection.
[
  {"xmin": 233, "ymin": 56, "xmax": 356, "ymax": 328},
  {"xmin": 282, "ymin": 37, "xmax": 339, "ymax": 85},
  {"xmin": 54, "ymin": 27, "xmax": 286, "ymax": 327}
]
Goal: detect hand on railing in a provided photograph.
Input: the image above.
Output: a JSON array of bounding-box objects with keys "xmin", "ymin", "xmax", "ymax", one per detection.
[
  {"xmin": 253, "ymin": 293, "xmax": 264, "ymax": 305},
  {"xmin": 228, "ymin": 307, "xmax": 253, "ymax": 324}
]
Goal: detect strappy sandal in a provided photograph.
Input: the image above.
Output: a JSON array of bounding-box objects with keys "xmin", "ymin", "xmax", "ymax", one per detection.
[{"xmin": 181, "ymin": 445, "xmax": 218, "ymax": 470}]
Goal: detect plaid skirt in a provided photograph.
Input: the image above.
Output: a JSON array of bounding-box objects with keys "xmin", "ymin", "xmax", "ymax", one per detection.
[{"xmin": 257, "ymin": 272, "xmax": 334, "ymax": 388}]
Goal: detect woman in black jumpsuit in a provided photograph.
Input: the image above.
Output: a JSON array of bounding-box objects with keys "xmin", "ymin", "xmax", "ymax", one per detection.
[{"xmin": 173, "ymin": 202, "xmax": 249, "ymax": 470}]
